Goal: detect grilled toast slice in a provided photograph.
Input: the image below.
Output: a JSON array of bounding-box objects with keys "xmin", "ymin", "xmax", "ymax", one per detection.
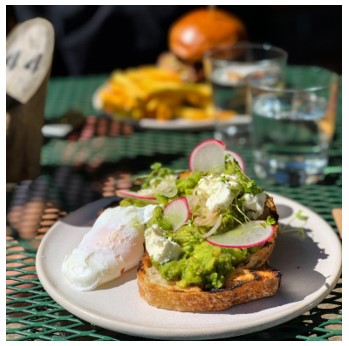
[
  {"xmin": 137, "ymin": 196, "xmax": 281, "ymax": 312},
  {"xmin": 137, "ymin": 252, "xmax": 281, "ymax": 312}
]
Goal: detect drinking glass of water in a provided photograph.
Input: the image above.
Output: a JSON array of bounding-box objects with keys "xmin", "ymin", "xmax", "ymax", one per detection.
[
  {"xmin": 248, "ymin": 65, "xmax": 339, "ymax": 186},
  {"xmin": 204, "ymin": 42, "xmax": 287, "ymax": 149}
]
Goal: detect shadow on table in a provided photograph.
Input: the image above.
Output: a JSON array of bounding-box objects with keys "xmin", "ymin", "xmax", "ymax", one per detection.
[{"xmin": 6, "ymin": 152, "xmax": 183, "ymax": 240}]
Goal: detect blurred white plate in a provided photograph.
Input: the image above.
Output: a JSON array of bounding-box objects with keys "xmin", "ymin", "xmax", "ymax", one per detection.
[
  {"xmin": 36, "ymin": 193, "xmax": 342, "ymax": 340},
  {"xmin": 42, "ymin": 124, "xmax": 73, "ymax": 138}
]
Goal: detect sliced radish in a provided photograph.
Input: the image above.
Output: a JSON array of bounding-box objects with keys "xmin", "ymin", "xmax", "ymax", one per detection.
[
  {"xmin": 206, "ymin": 221, "xmax": 275, "ymax": 248},
  {"xmin": 163, "ymin": 197, "xmax": 190, "ymax": 231},
  {"xmin": 116, "ymin": 189, "xmax": 156, "ymax": 201},
  {"xmin": 225, "ymin": 150, "xmax": 246, "ymax": 172},
  {"xmin": 189, "ymin": 139, "xmax": 226, "ymax": 173}
]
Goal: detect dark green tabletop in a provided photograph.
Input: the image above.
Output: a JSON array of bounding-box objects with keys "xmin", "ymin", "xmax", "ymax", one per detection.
[{"xmin": 6, "ymin": 70, "xmax": 342, "ymax": 341}]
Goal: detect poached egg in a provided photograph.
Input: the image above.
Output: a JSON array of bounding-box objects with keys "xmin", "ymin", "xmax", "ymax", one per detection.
[{"xmin": 62, "ymin": 204, "xmax": 156, "ymax": 291}]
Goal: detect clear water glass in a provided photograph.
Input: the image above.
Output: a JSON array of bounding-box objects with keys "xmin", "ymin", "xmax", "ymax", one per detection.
[{"xmin": 248, "ymin": 65, "xmax": 339, "ymax": 186}]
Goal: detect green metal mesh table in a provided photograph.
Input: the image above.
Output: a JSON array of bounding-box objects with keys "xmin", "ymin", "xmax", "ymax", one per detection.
[{"xmin": 6, "ymin": 72, "xmax": 342, "ymax": 341}]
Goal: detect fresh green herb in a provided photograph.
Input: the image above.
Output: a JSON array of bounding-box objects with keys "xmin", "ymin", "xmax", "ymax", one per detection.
[
  {"xmin": 235, "ymin": 203, "xmax": 251, "ymax": 224},
  {"xmin": 295, "ymin": 210, "xmax": 309, "ymax": 221},
  {"xmin": 266, "ymin": 216, "xmax": 276, "ymax": 225},
  {"xmin": 221, "ymin": 176, "xmax": 227, "ymax": 183},
  {"xmin": 141, "ymin": 163, "xmax": 173, "ymax": 189},
  {"xmin": 261, "ymin": 216, "xmax": 276, "ymax": 229}
]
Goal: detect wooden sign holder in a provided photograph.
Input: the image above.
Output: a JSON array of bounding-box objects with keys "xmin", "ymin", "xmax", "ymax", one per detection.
[{"xmin": 6, "ymin": 18, "xmax": 55, "ymax": 183}]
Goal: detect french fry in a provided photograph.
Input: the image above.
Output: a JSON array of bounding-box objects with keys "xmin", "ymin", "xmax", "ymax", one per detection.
[
  {"xmin": 97, "ymin": 66, "xmax": 214, "ymax": 121},
  {"xmin": 176, "ymin": 106, "xmax": 213, "ymax": 120}
]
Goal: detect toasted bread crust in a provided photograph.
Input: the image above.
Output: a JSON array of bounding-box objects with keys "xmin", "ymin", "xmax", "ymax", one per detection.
[
  {"xmin": 137, "ymin": 195, "xmax": 281, "ymax": 312},
  {"xmin": 137, "ymin": 253, "xmax": 281, "ymax": 311}
]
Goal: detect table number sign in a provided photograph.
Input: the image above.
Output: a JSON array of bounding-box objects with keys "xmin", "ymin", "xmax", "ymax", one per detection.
[{"xmin": 6, "ymin": 18, "xmax": 54, "ymax": 183}]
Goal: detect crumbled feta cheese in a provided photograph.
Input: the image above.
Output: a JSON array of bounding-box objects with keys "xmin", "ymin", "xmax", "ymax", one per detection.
[
  {"xmin": 242, "ymin": 192, "xmax": 267, "ymax": 219},
  {"xmin": 144, "ymin": 225, "xmax": 182, "ymax": 264},
  {"xmin": 196, "ymin": 174, "xmax": 241, "ymax": 212},
  {"xmin": 221, "ymin": 174, "xmax": 241, "ymax": 191},
  {"xmin": 206, "ymin": 181, "xmax": 233, "ymax": 212}
]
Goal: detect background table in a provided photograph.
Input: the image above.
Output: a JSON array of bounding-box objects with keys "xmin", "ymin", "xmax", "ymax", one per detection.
[{"xmin": 6, "ymin": 71, "xmax": 342, "ymax": 341}]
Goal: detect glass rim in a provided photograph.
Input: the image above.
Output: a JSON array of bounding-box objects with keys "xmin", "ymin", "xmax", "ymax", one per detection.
[
  {"xmin": 248, "ymin": 65, "xmax": 339, "ymax": 93},
  {"xmin": 204, "ymin": 41, "xmax": 288, "ymax": 64}
]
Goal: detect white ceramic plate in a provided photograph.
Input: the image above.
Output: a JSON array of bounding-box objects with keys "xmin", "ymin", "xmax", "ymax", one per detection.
[{"xmin": 36, "ymin": 193, "xmax": 342, "ymax": 340}]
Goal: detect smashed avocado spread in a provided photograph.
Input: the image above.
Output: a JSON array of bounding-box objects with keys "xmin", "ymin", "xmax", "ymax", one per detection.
[{"xmin": 120, "ymin": 154, "xmax": 268, "ymax": 290}]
